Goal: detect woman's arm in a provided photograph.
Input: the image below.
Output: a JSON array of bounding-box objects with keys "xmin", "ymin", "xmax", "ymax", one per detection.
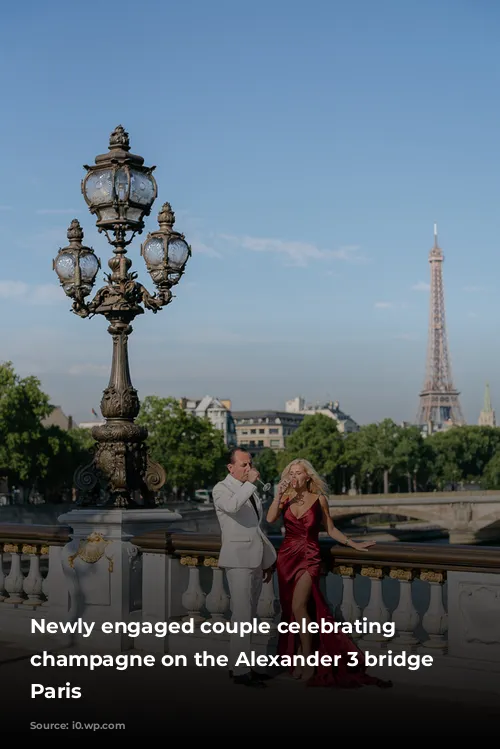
[
  {"xmin": 318, "ymin": 495, "xmax": 375, "ymax": 551},
  {"xmin": 266, "ymin": 479, "xmax": 289, "ymax": 523}
]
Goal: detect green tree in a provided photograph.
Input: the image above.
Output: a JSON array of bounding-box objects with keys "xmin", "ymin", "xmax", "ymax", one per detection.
[
  {"xmin": 343, "ymin": 419, "xmax": 403, "ymax": 494},
  {"xmin": 426, "ymin": 425, "xmax": 500, "ymax": 489},
  {"xmin": 253, "ymin": 448, "xmax": 279, "ymax": 486},
  {"xmin": 0, "ymin": 361, "xmax": 56, "ymax": 494},
  {"xmin": 37, "ymin": 426, "xmax": 92, "ymax": 502},
  {"xmin": 482, "ymin": 448, "xmax": 500, "ymax": 489},
  {"xmin": 276, "ymin": 413, "xmax": 344, "ymax": 491},
  {"xmin": 68, "ymin": 426, "xmax": 96, "ymax": 453},
  {"xmin": 137, "ymin": 395, "xmax": 227, "ymax": 499},
  {"xmin": 393, "ymin": 425, "xmax": 426, "ymax": 492}
]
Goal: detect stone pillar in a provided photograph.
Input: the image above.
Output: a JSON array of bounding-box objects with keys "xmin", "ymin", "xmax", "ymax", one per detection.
[
  {"xmin": 449, "ymin": 530, "xmax": 478, "ymax": 544},
  {"xmin": 57, "ymin": 507, "xmax": 181, "ymax": 651},
  {"xmin": 449, "ymin": 502, "xmax": 476, "ymax": 544}
]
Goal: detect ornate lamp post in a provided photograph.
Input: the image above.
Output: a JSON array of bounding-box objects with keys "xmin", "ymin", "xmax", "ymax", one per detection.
[{"xmin": 53, "ymin": 125, "xmax": 191, "ymax": 508}]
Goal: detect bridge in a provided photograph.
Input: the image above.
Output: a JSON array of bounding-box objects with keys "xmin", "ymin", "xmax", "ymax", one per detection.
[
  {"xmin": 1, "ymin": 517, "xmax": 500, "ymax": 732},
  {"xmin": 327, "ymin": 491, "xmax": 500, "ymax": 544}
]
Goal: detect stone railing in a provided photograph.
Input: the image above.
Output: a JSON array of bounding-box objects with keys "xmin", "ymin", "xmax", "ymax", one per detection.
[
  {"xmin": 129, "ymin": 530, "xmax": 500, "ymax": 692},
  {"xmin": 0, "ymin": 524, "xmax": 70, "ymax": 608},
  {"xmin": 0, "ymin": 523, "xmax": 499, "ymax": 694}
]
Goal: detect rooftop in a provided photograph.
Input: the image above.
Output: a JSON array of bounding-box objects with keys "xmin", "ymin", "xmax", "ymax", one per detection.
[{"xmin": 232, "ymin": 410, "xmax": 305, "ymax": 419}]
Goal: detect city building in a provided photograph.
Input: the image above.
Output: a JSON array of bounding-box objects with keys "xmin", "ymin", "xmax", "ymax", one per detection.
[
  {"xmin": 78, "ymin": 419, "xmax": 106, "ymax": 429},
  {"xmin": 42, "ymin": 405, "xmax": 73, "ymax": 431},
  {"xmin": 233, "ymin": 410, "xmax": 305, "ymax": 454},
  {"xmin": 284, "ymin": 396, "xmax": 359, "ymax": 433},
  {"xmin": 180, "ymin": 396, "xmax": 237, "ymax": 447},
  {"xmin": 478, "ymin": 382, "xmax": 496, "ymax": 427},
  {"xmin": 401, "ymin": 419, "xmax": 456, "ymax": 437}
]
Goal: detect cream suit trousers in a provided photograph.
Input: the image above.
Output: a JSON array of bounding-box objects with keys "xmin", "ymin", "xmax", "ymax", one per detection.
[{"xmin": 225, "ymin": 566, "xmax": 264, "ymax": 676}]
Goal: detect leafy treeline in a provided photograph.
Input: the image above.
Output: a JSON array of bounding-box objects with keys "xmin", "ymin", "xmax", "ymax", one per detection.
[{"xmin": 2, "ymin": 361, "xmax": 500, "ymax": 501}]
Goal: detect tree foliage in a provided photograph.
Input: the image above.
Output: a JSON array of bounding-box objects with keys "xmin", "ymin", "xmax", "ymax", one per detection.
[
  {"xmin": 137, "ymin": 395, "xmax": 227, "ymax": 499},
  {"xmin": 0, "ymin": 361, "xmax": 94, "ymax": 500},
  {"xmin": 276, "ymin": 415, "xmax": 500, "ymax": 494},
  {"xmin": 5, "ymin": 358, "xmax": 500, "ymax": 501},
  {"xmin": 253, "ymin": 448, "xmax": 279, "ymax": 486},
  {"xmin": 276, "ymin": 414, "xmax": 344, "ymax": 489}
]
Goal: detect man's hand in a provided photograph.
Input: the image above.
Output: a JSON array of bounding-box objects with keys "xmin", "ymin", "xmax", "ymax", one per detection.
[{"xmin": 248, "ymin": 467, "xmax": 260, "ymax": 484}]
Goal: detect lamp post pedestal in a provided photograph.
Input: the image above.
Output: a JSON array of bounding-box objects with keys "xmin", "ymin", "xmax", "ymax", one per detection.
[
  {"xmin": 74, "ymin": 316, "xmax": 166, "ymax": 508},
  {"xmin": 56, "ymin": 507, "xmax": 181, "ymax": 651}
]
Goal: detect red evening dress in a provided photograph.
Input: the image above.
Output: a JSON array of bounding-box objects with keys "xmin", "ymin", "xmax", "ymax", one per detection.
[{"xmin": 276, "ymin": 496, "xmax": 392, "ymax": 688}]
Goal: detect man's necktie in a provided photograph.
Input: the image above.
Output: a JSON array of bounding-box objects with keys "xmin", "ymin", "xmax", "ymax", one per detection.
[{"xmin": 249, "ymin": 493, "xmax": 259, "ymax": 517}]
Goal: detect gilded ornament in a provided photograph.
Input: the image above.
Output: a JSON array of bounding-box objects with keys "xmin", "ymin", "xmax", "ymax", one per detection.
[
  {"xmin": 22, "ymin": 544, "xmax": 38, "ymax": 555},
  {"xmin": 4, "ymin": 544, "xmax": 19, "ymax": 553},
  {"xmin": 203, "ymin": 557, "xmax": 219, "ymax": 567},
  {"xmin": 334, "ymin": 565, "xmax": 355, "ymax": 577},
  {"xmin": 180, "ymin": 555, "xmax": 199, "ymax": 566},
  {"xmin": 68, "ymin": 532, "xmax": 114, "ymax": 573},
  {"xmin": 389, "ymin": 568, "xmax": 414, "ymax": 582},
  {"xmin": 420, "ymin": 569, "xmax": 445, "ymax": 584},
  {"xmin": 361, "ymin": 566, "xmax": 384, "ymax": 579}
]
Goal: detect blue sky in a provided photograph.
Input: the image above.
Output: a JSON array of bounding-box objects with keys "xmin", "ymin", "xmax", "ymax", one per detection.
[{"xmin": 1, "ymin": 0, "xmax": 499, "ymax": 426}]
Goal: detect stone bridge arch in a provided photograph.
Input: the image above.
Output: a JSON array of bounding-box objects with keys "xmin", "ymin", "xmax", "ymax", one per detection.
[
  {"xmin": 329, "ymin": 503, "xmax": 450, "ymax": 529},
  {"xmin": 326, "ymin": 492, "xmax": 500, "ymax": 544}
]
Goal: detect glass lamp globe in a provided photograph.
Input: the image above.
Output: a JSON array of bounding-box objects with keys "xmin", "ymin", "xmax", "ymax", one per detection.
[
  {"xmin": 53, "ymin": 220, "xmax": 100, "ymax": 298},
  {"xmin": 81, "ymin": 125, "xmax": 157, "ymax": 234},
  {"xmin": 140, "ymin": 202, "xmax": 191, "ymax": 289}
]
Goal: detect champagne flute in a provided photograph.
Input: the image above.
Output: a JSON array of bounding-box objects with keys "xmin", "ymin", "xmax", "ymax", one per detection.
[{"xmin": 277, "ymin": 477, "xmax": 291, "ymax": 496}]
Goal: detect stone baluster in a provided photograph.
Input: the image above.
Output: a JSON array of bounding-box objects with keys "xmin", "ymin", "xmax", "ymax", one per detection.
[
  {"xmin": 40, "ymin": 546, "xmax": 50, "ymax": 606},
  {"xmin": 334, "ymin": 565, "xmax": 362, "ymax": 639},
  {"xmin": 257, "ymin": 573, "xmax": 279, "ymax": 631},
  {"xmin": 180, "ymin": 556, "xmax": 206, "ymax": 624},
  {"xmin": 0, "ymin": 543, "xmax": 5, "ymax": 602},
  {"xmin": 203, "ymin": 557, "xmax": 229, "ymax": 622},
  {"xmin": 22, "ymin": 544, "xmax": 45, "ymax": 606},
  {"xmin": 42, "ymin": 545, "xmax": 69, "ymax": 615},
  {"xmin": 419, "ymin": 570, "xmax": 448, "ymax": 654},
  {"xmin": 3, "ymin": 544, "xmax": 25, "ymax": 605},
  {"xmin": 359, "ymin": 566, "xmax": 393, "ymax": 647},
  {"xmin": 389, "ymin": 568, "xmax": 419, "ymax": 650}
]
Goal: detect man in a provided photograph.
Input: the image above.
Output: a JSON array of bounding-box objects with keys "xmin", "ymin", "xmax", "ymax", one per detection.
[{"xmin": 212, "ymin": 447, "xmax": 277, "ymax": 688}]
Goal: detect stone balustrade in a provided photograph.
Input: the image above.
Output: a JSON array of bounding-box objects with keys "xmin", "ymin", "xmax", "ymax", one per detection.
[
  {"xmin": 0, "ymin": 525, "xmax": 70, "ymax": 609},
  {"xmin": 0, "ymin": 523, "xmax": 499, "ymax": 694}
]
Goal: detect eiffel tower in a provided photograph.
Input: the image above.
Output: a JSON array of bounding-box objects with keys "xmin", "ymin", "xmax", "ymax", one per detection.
[{"xmin": 416, "ymin": 224, "xmax": 465, "ymax": 427}]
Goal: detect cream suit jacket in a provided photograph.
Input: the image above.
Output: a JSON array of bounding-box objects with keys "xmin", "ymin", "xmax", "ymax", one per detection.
[{"xmin": 212, "ymin": 474, "xmax": 277, "ymax": 570}]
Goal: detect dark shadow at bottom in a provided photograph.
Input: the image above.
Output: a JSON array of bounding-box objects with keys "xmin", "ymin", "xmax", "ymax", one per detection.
[{"xmin": 1, "ymin": 654, "xmax": 498, "ymax": 736}]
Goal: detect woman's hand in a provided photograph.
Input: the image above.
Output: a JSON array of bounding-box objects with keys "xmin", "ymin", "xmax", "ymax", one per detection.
[
  {"xmin": 348, "ymin": 540, "xmax": 376, "ymax": 551},
  {"xmin": 277, "ymin": 478, "xmax": 290, "ymax": 497}
]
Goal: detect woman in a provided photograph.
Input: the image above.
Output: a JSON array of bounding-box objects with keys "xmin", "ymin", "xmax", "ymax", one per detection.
[{"xmin": 266, "ymin": 458, "xmax": 391, "ymax": 689}]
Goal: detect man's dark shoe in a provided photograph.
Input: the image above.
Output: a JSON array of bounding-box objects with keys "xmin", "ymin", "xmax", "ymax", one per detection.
[
  {"xmin": 229, "ymin": 669, "xmax": 271, "ymax": 681},
  {"xmin": 232, "ymin": 672, "xmax": 266, "ymax": 688},
  {"xmin": 252, "ymin": 670, "xmax": 272, "ymax": 681}
]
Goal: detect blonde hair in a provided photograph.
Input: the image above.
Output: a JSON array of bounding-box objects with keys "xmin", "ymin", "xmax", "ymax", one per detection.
[{"xmin": 280, "ymin": 458, "xmax": 330, "ymax": 501}]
